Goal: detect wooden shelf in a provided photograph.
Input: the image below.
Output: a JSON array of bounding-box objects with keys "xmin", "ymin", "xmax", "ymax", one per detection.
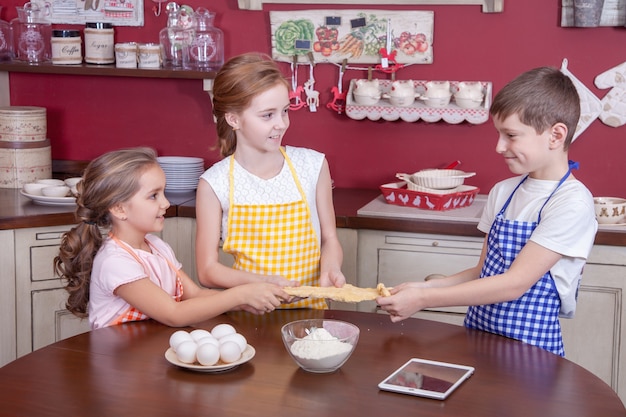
[
  {"xmin": 237, "ymin": 0, "xmax": 504, "ymax": 13},
  {"xmin": 0, "ymin": 61, "xmax": 217, "ymax": 80}
]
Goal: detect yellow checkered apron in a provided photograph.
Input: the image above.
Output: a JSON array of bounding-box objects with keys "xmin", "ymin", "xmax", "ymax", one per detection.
[{"xmin": 222, "ymin": 148, "xmax": 326, "ymax": 309}]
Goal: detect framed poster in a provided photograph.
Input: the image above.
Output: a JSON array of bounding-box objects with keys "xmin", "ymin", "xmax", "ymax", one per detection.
[
  {"xmin": 31, "ymin": 0, "xmax": 144, "ymax": 26},
  {"xmin": 270, "ymin": 10, "xmax": 434, "ymax": 64}
]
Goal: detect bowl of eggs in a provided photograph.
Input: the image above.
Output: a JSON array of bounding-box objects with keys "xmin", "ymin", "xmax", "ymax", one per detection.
[
  {"xmin": 165, "ymin": 323, "xmax": 254, "ymax": 372},
  {"xmin": 593, "ymin": 197, "xmax": 626, "ymax": 225},
  {"xmin": 281, "ymin": 319, "xmax": 359, "ymax": 373}
]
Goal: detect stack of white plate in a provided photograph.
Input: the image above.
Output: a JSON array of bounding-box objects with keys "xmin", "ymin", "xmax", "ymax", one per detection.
[{"xmin": 158, "ymin": 156, "xmax": 205, "ymax": 193}]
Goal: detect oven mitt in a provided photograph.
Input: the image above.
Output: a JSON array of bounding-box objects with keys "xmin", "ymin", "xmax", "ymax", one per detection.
[
  {"xmin": 594, "ymin": 61, "xmax": 626, "ymax": 128},
  {"xmin": 560, "ymin": 58, "xmax": 602, "ymax": 142}
]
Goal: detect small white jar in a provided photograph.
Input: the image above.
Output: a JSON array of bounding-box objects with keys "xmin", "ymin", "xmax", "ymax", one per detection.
[{"xmin": 115, "ymin": 42, "xmax": 137, "ymax": 68}]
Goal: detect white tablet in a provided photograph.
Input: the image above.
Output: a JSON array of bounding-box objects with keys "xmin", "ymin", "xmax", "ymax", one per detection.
[{"xmin": 378, "ymin": 358, "xmax": 475, "ymax": 400}]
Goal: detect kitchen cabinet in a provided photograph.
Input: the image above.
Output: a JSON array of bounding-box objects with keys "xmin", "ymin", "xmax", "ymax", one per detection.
[
  {"xmin": 14, "ymin": 225, "xmax": 91, "ymax": 358},
  {"xmin": 0, "ymin": 230, "xmax": 16, "ymax": 367},
  {"xmin": 355, "ymin": 228, "xmax": 626, "ymax": 403}
]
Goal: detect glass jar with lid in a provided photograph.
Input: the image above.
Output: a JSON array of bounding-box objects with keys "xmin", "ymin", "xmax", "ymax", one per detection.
[{"xmin": 183, "ymin": 7, "xmax": 224, "ymax": 71}]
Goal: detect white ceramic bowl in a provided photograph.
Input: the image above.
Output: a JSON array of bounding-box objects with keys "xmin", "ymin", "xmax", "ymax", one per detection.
[
  {"xmin": 64, "ymin": 177, "xmax": 82, "ymax": 187},
  {"xmin": 594, "ymin": 197, "xmax": 626, "ymax": 224},
  {"xmin": 41, "ymin": 185, "xmax": 70, "ymax": 197},
  {"xmin": 411, "ymin": 169, "xmax": 476, "ymax": 190},
  {"xmin": 36, "ymin": 178, "xmax": 65, "ymax": 186},
  {"xmin": 281, "ymin": 319, "xmax": 359, "ymax": 373},
  {"xmin": 387, "ymin": 95, "xmax": 416, "ymax": 107},
  {"xmin": 353, "ymin": 92, "xmax": 381, "ymax": 106},
  {"xmin": 23, "ymin": 182, "xmax": 49, "ymax": 196},
  {"xmin": 420, "ymin": 94, "xmax": 452, "ymax": 108},
  {"xmin": 454, "ymin": 94, "xmax": 484, "ymax": 109}
]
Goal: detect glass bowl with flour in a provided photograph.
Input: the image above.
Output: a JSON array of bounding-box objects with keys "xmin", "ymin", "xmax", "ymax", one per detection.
[{"xmin": 281, "ymin": 319, "xmax": 360, "ymax": 373}]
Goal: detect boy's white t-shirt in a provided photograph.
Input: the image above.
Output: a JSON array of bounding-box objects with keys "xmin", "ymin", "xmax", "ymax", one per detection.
[
  {"xmin": 200, "ymin": 145, "xmax": 325, "ymax": 245},
  {"xmin": 478, "ymin": 175, "xmax": 598, "ymax": 318},
  {"xmin": 88, "ymin": 233, "xmax": 182, "ymax": 329}
]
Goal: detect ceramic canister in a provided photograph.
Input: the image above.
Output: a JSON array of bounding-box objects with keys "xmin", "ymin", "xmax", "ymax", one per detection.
[
  {"xmin": 138, "ymin": 43, "xmax": 161, "ymax": 69},
  {"xmin": 115, "ymin": 42, "xmax": 137, "ymax": 68},
  {"xmin": 51, "ymin": 29, "xmax": 82, "ymax": 65},
  {"xmin": 0, "ymin": 106, "xmax": 47, "ymax": 142},
  {"xmin": 84, "ymin": 22, "xmax": 114, "ymax": 64},
  {"xmin": 0, "ymin": 138, "xmax": 52, "ymax": 188}
]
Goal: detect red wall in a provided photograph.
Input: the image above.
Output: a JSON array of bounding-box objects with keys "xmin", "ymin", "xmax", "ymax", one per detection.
[{"xmin": 3, "ymin": 0, "xmax": 626, "ymax": 197}]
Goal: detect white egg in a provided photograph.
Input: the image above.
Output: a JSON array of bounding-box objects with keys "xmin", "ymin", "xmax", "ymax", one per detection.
[
  {"xmin": 196, "ymin": 343, "xmax": 220, "ymax": 366},
  {"xmin": 197, "ymin": 337, "xmax": 220, "ymax": 348},
  {"xmin": 169, "ymin": 330, "xmax": 192, "ymax": 351},
  {"xmin": 211, "ymin": 323, "xmax": 236, "ymax": 339},
  {"xmin": 219, "ymin": 333, "xmax": 247, "ymax": 353},
  {"xmin": 189, "ymin": 329, "xmax": 213, "ymax": 342},
  {"xmin": 176, "ymin": 340, "xmax": 198, "ymax": 364},
  {"xmin": 219, "ymin": 341, "xmax": 242, "ymax": 363}
]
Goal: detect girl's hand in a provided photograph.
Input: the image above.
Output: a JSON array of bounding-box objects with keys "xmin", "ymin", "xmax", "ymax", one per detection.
[
  {"xmin": 241, "ymin": 282, "xmax": 289, "ymax": 313},
  {"xmin": 264, "ymin": 275, "xmax": 297, "ymax": 287},
  {"xmin": 320, "ymin": 269, "xmax": 346, "ymax": 288}
]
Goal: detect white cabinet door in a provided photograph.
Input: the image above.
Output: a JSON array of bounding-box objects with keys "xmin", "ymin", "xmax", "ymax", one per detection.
[
  {"xmin": 0, "ymin": 230, "xmax": 16, "ymax": 366},
  {"xmin": 560, "ymin": 244, "xmax": 626, "ymax": 402},
  {"xmin": 357, "ymin": 229, "xmax": 483, "ymax": 314},
  {"xmin": 15, "ymin": 225, "xmax": 90, "ymax": 357}
]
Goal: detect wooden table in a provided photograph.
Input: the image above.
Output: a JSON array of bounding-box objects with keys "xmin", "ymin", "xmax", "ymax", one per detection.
[{"xmin": 0, "ymin": 310, "xmax": 624, "ymax": 416}]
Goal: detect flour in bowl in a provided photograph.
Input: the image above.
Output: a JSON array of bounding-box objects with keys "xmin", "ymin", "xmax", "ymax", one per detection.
[{"xmin": 290, "ymin": 328, "xmax": 353, "ymax": 359}]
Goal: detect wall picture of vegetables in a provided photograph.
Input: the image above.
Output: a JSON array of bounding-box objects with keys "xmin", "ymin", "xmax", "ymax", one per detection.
[{"xmin": 270, "ymin": 10, "xmax": 434, "ymax": 65}]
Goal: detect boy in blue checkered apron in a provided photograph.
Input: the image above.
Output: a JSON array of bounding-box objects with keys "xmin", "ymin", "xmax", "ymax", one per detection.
[{"xmin": 377, "ymin": 67, "xmax": 598, "ymax": 356}]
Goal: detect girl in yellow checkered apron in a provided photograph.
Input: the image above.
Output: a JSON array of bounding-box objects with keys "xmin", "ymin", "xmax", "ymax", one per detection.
[
  {"xmin": 196, "ymin": 53, "xmax": 346, "ymax": 311},
  {"xmin": 54, "ymin": 148, "xmax": 289, "ymax": 329}
]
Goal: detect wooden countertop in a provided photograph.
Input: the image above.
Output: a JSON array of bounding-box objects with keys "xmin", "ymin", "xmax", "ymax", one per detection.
[{"xmin": 3, "ymin": 187, "xmax": 625, "ymax": 246}]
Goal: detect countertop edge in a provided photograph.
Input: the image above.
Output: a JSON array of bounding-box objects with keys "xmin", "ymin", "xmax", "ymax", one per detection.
[{"xmin": 2, "ymin": 187, "xmax": 625, "ymax": 246}]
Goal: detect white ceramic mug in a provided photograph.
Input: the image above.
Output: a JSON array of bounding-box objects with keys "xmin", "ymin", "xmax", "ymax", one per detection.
[
  {"xmin": 138, "ymin": 43, "xmax": 161, "ymax": 69},
  {"xmin": 115, "ymin": 43, "xmax": 137, "ymax": 69}
]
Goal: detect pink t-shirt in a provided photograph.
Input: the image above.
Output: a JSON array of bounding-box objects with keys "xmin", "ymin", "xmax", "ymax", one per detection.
[{"xmin": 88, "ymin": 234, "xmax": 182, "ymax": 329}]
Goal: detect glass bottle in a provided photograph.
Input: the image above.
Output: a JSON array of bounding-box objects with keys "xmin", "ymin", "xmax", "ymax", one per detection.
[
  {"xmin": 184, "ymin": 7, "xmax": 223, "ymax": 71},
  {"xmin": 159, "ymin": 2, "xmax": 194, "ymax": 68},
  {"xmin": 0, "ymin": 6, "xmax": 13, "ymax": 61},
  {"xmin": 11, "ymin": 2, "xmax": 52, "ymax": 63}
]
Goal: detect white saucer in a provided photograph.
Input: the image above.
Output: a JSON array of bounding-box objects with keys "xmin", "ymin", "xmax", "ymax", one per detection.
[
  {"xmin": 165, "ymin": 344, "xmax": 255, "ymax": 373},
  {"xmin": 20, "ymin": 189, "xmax": 76, "ymax": 206}
]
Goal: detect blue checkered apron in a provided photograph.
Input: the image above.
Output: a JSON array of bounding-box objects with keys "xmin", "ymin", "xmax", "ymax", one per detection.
[{"xmin": 464, "ymin": 164, "xmax": 577, "ymax": 356}]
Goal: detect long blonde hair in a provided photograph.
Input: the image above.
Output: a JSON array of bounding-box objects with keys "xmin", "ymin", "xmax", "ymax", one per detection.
[
  {"xmin": 212, "ymin": 52, "xmax": 290, "ymax": 157},
  {"xmin": 54, "ymin": 147, "xmax": 159, "ymax": 317}
]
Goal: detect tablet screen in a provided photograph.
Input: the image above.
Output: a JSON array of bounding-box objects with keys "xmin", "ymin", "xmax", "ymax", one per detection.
[{"xmin": 378, "ymin": 358, "xmax": 474, "ymax": 400}]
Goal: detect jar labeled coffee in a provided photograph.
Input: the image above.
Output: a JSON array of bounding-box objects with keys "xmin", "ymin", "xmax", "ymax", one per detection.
[
  {"xmin": 51, "ymin": 29, "xmax": 82, "ymax": 65},
  {"xmin": 84, "ymin": 22, "xmax": 114, "ymax": 64}
]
